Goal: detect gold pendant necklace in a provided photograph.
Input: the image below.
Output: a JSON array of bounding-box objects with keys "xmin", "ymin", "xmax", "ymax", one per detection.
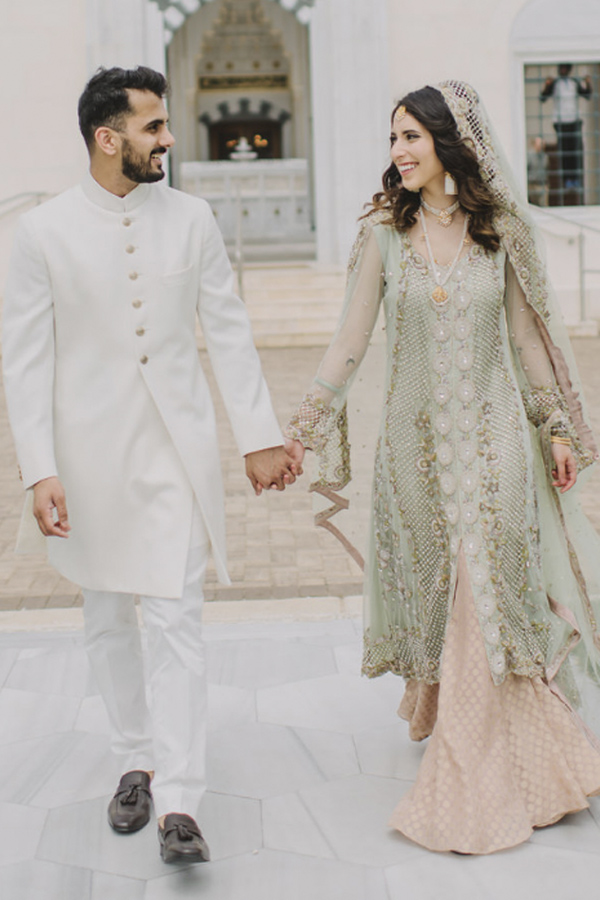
[
  {"xmin": 419, "ymin": 208, "xmax": 469, "ymax": 304},
  {"xmin": 421, "ymin": 198, "xmax": 460, "ymax": 227}
]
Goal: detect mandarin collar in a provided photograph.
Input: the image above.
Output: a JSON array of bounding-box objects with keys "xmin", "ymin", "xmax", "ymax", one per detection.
[{"xmin": 81, "ymin": 170, "xmax": 152, "ymax": 213}]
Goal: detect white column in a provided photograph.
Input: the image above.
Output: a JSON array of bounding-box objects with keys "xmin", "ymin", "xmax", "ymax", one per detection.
[
  {"xmin": 85, "ymin": 0, "xmax": 166, "ymax": 75},
  {"xmin": 309, "ymin": 0, "xmax": 390, "ymax": 265}
]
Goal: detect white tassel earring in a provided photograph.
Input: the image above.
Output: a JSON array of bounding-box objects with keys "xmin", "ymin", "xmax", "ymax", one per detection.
[{"xmin": 444, "ymin": 171, "xmax": 458, "ymax": 195}]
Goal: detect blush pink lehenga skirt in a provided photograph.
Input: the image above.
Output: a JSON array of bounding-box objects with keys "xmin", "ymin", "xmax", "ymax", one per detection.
[{"xmin": 389, "ymin": 551, "xmax": 600, "ymax": 854}]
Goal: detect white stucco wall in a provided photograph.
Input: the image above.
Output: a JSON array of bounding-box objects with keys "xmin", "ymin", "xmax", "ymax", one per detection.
[
  {"xmin": 1, "ymin": 0, "xmax": 168, "ymax": 286},
  {"xmin": 1, "ymin": 0, "xmax": 88, "ymax": 201},
  {"xmin": 1, "ymin": 0, "xmax": 88, "ymax": 287},
  {"xmin": 385, "ymin": 0, "xmax": 528, "ymax": 174}
]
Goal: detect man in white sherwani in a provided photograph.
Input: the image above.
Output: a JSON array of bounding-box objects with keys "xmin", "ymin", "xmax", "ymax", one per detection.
[{"xmin": 2, "ymin": 66, "xmax": 299, "ymax": 864}]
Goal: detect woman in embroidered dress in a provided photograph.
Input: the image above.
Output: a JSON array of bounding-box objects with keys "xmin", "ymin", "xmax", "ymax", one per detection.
[{"xmin": 285, "ymin": 81, "xmax": 600, "ymax": 854}]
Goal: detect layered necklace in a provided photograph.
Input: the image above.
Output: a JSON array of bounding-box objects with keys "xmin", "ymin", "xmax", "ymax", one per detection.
[
  {"xmin": 419, "ymin": 207, "xmax": 469, "ymax": 304},
  {"xmin": 420, "ymin": 198, "xmax": 460, "ymax": 228}
]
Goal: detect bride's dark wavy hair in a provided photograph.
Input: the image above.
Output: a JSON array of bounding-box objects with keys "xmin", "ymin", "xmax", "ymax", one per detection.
[{"xmin": 366, "ymin": 86, "xmax": 501, "ymax": 252}]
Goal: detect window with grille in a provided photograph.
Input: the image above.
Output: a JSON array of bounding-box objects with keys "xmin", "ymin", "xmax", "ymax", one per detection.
[{"xmin": 524, "ymin": 63, "xmax": 600, "ymax": 207}]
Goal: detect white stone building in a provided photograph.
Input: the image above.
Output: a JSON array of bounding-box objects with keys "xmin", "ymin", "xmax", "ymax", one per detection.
[{"xmin": 2, "ymin": 0, "xmax": 600, "ymax": 325}]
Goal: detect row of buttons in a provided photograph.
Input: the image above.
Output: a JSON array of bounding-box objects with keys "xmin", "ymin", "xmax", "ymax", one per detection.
[
  {"xmin": 125, "ymin": 215, "xmax": 138, "ymax": 283},
  {"xmin": 123, "ymin": 218, "xmax": 147, "ymax": 364}
]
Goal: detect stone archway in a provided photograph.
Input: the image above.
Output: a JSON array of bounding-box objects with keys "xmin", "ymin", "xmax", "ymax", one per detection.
[
  {"xmin": 165, "ymin": 0, "xmax": 315, "ymax": 252},
  {"xmin": 172, "ymin": 0, "xmax": 307, "ymax": 164},
  {"xmin": 149, "ymin": 0, "xmax": 316, "ymax": 42}
]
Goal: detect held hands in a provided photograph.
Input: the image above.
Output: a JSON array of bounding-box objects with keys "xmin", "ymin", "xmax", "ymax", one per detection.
[
  {"xmin": 245, "ymin": 441, "xmax": 305, "ymax": 496},
  {"xmin": 32, "ymin": 476, "xmax": 71, "ymax": 537},
  {"xmin": 551, "ymin": 444, "xmax": 577, "ymax": 493},
  {"xmin": 284, "ymin": 438, "xmax": 305, "ymax": 472}
]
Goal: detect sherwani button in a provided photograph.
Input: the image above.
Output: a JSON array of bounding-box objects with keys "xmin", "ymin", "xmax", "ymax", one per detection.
[
  {"xmin": 122, "ymin": 217, "xmax": 132, "ymax": 226},
  {"xmin": 129, "ymin": 272, "xmax": 139, "ymax": 280},
  {"xmin": 136, "ymin": 328, "xmax": 145, "ymax": 336},
  {"xmin": 140, "ymin": 355, "xmax": 148, "ymax": 365},
  {"xmin": 132, "ymin": 299, "xmax": 142, "ymax": 309},
  {"xmin": 125, "ymin": 245, "xmax": 135, "ymax": 254}
]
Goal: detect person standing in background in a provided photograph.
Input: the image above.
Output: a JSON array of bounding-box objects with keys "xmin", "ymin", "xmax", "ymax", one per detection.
[{"xmin": 541, "ymin": 63, "xmax": 592, "ymax": 204}]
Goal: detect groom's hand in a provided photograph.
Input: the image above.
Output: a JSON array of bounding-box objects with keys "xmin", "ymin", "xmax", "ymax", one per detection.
[
  {"xmin": 245, "ymin": 445, "xmax": 302, "ymax": 496},
  {"xmin": 32, "ymin": 476, "xmax": 71, "ymax": 537}
]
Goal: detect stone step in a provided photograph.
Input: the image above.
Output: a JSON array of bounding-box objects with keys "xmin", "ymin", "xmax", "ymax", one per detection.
[
  {"xmin": 250, "ymin": 332, "xmax": 339, "ymax": 348},
  {"xmin": 248, "ymin": 316, "xmax": 340, "ymax": 334},
  {"xmin": 250, "ymin": 298, "xmax": 343, "ymax": 308},
  {"xmin": 233, "ymin": 263, "xmax": 346, "ymax": 347}
]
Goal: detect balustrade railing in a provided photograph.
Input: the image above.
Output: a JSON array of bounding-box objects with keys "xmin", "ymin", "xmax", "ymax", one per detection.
[
  {"xmin": 533, "ymin": 206, "xmax": 600, "ymax": 328},
  {"xmin": 0, "ymin": 192, "xmax": 51, "ymax": 219}
]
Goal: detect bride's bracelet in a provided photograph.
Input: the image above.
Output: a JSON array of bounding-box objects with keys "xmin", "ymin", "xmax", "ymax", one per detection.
[{"xmin": 550, "ymin": 436, "xmax": 571, "ymax": 446}]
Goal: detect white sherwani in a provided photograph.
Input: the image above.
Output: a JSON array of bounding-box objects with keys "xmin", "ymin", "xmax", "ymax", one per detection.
[{"xmin": 2, "ymin": 172, "xmax": 283, "ymax": 598}]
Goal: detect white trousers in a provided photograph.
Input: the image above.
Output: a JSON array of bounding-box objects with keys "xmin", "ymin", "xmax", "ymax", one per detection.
[{"xmin": 82, "ymin": 524, "xmax": 209, "ymax": 820}]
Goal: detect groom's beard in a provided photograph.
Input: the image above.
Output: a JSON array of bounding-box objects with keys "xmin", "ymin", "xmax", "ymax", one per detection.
[{"xmin": 121, "ymin": 139, "xmax": 167, "ymax": 183}]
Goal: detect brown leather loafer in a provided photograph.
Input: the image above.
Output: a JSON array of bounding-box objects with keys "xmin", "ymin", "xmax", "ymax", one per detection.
[
  {"xmin": 158, "ymin": 813, "xmax": 210, "ymax": 863},
  {"xmin": 107, "ymin": 770, "xmax": 153, "ymax": 833}
]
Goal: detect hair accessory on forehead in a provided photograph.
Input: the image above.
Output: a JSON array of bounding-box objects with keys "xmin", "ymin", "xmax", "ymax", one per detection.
[{"xmin": 394, "ymin": 105, "xmax": 407, "ymax": 123}]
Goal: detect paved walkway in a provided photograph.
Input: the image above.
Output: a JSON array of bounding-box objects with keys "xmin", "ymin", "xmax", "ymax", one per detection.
[
  {"xmin": 0, "ymin": 332, "xmax": 599, "ymax": 609},
  {"xmin": 2, "ymin": 619, "xmax": 600, "ymax": 900}
]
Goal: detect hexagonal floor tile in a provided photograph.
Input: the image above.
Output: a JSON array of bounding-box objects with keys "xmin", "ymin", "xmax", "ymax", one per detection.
[
  {"xmin": 0, "ymin": 688, "xmax": 80, "ymax": 745},
  {"xmin": 0, "ymin": 801, "xmax": 47, "ymax": 865},
  {"xmin": 257, "ymin": 672, "xmax": 402, "ymax": 734},
  {"xmin": 0, "ymin": 859, "xmax": 91, "ymax": 900},
  {"xmin": 6, "ymin": 645, "xmax": 94, "ymax": 698},
  {"xmin": 207, "ymin": 722, "xmax": 325, "ymax": 798},
  {"xmin": 299, "ymin": 773, "xmax": 423, "ymax": 867},
  {"xmin": 144, "ymin": 849, "xmax": 389, "ymax": 900},
  {"xmin": 206, "ymin": 637, "xmax": 336, "ymax": 689}
]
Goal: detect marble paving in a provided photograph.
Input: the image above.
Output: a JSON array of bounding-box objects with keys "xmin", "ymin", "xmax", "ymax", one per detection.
[{"xmin": 1, "ymin": 619, "xmax": 600, "ymax": 899}]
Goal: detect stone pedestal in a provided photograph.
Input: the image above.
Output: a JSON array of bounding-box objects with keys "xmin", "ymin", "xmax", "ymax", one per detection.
[{"xmin": 180, "ymin": 159, "xmax": 312, "ymax": 243}]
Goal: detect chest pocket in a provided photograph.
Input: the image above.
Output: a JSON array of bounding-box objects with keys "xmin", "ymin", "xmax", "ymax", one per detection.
[{"xmin": 161, "ymin": 264, "xmax": 194, "ymax": 286}]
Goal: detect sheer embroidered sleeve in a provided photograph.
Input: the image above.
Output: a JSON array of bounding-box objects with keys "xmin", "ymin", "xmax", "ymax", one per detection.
[
  {"xmin": 286, "ymin": 222, "xmax": 385, "ymax": 489},
  {"xmin": 504, "ymin": 259, "xmax": 593, "ymax": 469}
]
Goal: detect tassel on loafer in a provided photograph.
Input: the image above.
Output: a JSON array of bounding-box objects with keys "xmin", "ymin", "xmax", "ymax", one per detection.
[
  {"xmin": 158, "ymin": 813, "xmax": 210, "ymax": 864},
  {"xmin": 107, "ymin": 770, "xmax": 153, "ymax": 833}
]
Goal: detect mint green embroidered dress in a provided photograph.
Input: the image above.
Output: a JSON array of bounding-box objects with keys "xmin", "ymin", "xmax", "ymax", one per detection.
[
  {"xmin": 287, "ymin": 78, "xmax": 600, "ymax": 854},
  {"xmin": 288, "ymin": 219, "xmax": 595, "ymax": 693}
]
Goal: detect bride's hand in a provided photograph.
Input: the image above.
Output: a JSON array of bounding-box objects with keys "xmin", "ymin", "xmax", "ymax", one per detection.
[
  {"xmin": 284, "ymin": 438, "xmax": 306, "ymax": 474},
  {"xmin": 551, "ymin": 443, "xmax": 577, "ymax": 493}
]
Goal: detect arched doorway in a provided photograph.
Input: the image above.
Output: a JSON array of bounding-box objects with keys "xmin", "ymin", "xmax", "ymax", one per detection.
[
  {"xmin": 147, "ymin": 0, "xmax": 390, "ymax": 265},
  {"xmin": 150, "ymin": 0, "xmax": 313, "ymax": 164},
  {"xmin": 164, "ymin": 0, "xmax": 313, "ymax": 253}
]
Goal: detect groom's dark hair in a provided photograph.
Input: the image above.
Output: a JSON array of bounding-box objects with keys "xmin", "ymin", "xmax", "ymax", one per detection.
[{"xmin": 78, "ymin": 66, "xmax": 169, "ymax": 149}]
